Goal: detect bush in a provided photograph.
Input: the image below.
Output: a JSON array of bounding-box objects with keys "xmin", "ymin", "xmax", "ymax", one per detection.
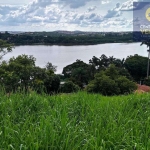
[
  {"xmin": 44, "ymin": 74, "xmax": 60, "ymax": 94},
  {"xmin": 86, "ymin": 65, "xmax": 137, "ymax": 96},
  {"xmin": 86, "ymin": 74, "xmax": 120, "ymax": 96},
  {"xmin": 115, "ymin": 76, "xmax": 137, "ymax": 94},
  {"xmin": 60, "ymin": 81, "xmax": 80, "ymax": 93}
]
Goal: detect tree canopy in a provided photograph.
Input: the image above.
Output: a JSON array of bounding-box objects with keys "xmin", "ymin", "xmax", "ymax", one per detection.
[
  {"xmin": 86, "ymin": 65, "xmax": 137, "ymax": 96},
  {"xmin": 62, "ymin": 60, "xmax": 92, "ymax": 88},
  {"xmin": 124, "ymin": 54, "xmax": 148, "ymax": 81},
  {"xmin": 0, "ymin": 54, "xmax": 60, "ymax": 93},
  {"xmin": 0, "ymin": 39, "xmax": 14, "ymax": 60}
]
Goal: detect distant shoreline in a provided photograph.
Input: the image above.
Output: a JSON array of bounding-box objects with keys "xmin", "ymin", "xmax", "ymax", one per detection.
[
  {"xmin": 0, "ymin": 31, "xmax": 135, "ymax": 46},
  {"xmin": 14, "ymin": 41, "xmax": 136, "ymax": 46}
]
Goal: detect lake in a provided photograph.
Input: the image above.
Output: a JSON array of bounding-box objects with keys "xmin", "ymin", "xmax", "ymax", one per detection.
[{"xmin": 3, "ymin": 43, "xmax": 148, "ymax": 74}]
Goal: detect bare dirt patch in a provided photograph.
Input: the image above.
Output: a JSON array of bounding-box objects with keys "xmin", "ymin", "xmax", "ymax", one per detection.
[{"xmin": 135, "ymin": 84, "xmax": 150, "ymax": 93}]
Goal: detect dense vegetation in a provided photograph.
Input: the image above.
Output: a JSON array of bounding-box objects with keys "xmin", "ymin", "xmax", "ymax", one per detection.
[
  {"xmin": 0, "ymin": 38, "xmax": 150, "ymax": 149},
  {"xmin": 0, "ymin": 91, "xmax": 150, "ymax": 149},
  {"xmin": 1, "ymin": 39, "xmax": 150, "ymax": 97},
  {"xmin": 86, "ymin": 65, "xmax": 137, "ymax": 95},
  {"xmin": 0, "ymin": 55, "xmax": 60, "ymax": 94},
  {"xmin": 0, "ymin": 31, "xmax": 133, "ymax": 45},
  {"xmin": 60, "ymin": 81, "xmax": 80, "ymax": 93},
  {"xmin": 0, "ymin": 39, "xmax": 148, "ymax": 95},
  {"xmin": 125, "ymin": 54, "xmax": 148, "ymax": 81}
]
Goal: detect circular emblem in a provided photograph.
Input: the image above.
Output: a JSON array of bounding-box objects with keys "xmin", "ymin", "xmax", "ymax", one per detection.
[{"xmin": 146, "ymin": 8, "xmax": 150, "ymax": 21}]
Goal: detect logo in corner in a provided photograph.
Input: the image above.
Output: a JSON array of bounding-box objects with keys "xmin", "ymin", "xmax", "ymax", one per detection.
[{"xmin": 146, "ymin": 8, "xmax": 150, "ymax": 21}]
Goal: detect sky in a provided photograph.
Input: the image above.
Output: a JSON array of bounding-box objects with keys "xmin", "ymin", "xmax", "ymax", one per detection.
[{"xmin": 0, "ymin": 0, "xmax": 149, "ymax": 31}]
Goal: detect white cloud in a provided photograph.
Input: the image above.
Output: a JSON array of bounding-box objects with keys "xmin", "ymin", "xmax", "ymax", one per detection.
[
  {"xmin": 104, "ymin": 3, "xmax": 122, "ymax": 18},
  {"xmin": 87, "ymin": 6, "xmax": 97, "ymax": 12},
  {"xmin": 100, "ymin": 17, "xmax": 132, "ymax": 31},
  {"xmin": 101, "ymin": 0, "xmax": 110, "ymax": 4},
  {"xmin": 0, "ymin": 0, "xmax": 140, "ymax": 31},
  {"xmin": 120, "ymin": 0, "xmax": 136, "ymax": 11},
  {"xmin": 60, "ymin": 0, "xmax": 99, "ymax": 8},
  {"xmin": 120, "ymin": 0, "xmax": 150, "ymax": 11},
  {"xmin": 65, "ymin": 11, "xmax": 103, "ymax": 25},
  {"xmin": 0, "ymin": 5, "xmax": 18, "ymax": 15}
]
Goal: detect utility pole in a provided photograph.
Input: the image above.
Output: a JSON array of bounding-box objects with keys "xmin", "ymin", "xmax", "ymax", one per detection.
[{"xmin": 147, "ymin": 46, "xmax": 150, "ymax": 78}]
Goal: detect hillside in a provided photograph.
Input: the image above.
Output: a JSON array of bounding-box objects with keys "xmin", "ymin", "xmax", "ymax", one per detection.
[{"xmin": 0, "ymin": 91, "xmax": 150, "ymax": 149}]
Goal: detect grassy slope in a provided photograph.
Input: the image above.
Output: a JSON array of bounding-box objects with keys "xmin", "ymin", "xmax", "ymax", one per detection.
[{"xmin": 0, "ymin": 91, "xmax": 150, "ymax": 149}]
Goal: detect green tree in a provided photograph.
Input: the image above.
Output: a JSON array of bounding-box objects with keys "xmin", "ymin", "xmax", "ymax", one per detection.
[
  {"xmin": 105, "ymin": 64, "xmax": 119, "ymax": 80},
  {"xmin": 62, "ymin": 60, "xmax": 91, "ymax": 88},
  {"xmin": 89, "ymin": 55, "xmax": 125, "ymax": 77},
  {"xmin": 0, "ymin": 39, "xmax": 14, "ymax": 60},
  {"xmin": 8, "ymin": 55, "xmax": 36, "ymax": 92},
  {"xmin": 124, "ymin": 54, "xmax": 147, "ymax": 81},
  {"xmin": 32, "ymin": 67, "xmax": 46, "ymax": 93},
  {"xmin": 0, "ymin": 61, "xmax": 20, "ymax": 92},
  {"xmin": 0, "ymin": 54, "xmax": 60, "ymax": 93},
  {"xmin": 28, "ymin": 65, "xmax": 60, "ymax": 94},
  {"xmin": 44, "ymin": 71, "xmax": 60, "ymax": 94},
  {"xmin": 60, "ymin": 81, "xmax": 79, "ymax": 93},
  {"xmin": 86, "ymin": 73, "xmax": 119, "ymax": 96},
  {"xmin": 116, "ymin": 76, "xmax": 137, "ymax": 94},
  {"xmin": 45, "ymin": 62, "xmax": 57, "ymax": 72},
  {"xmin": 86, "ymin": 65, "xmax": 137, "ymax": 96}
]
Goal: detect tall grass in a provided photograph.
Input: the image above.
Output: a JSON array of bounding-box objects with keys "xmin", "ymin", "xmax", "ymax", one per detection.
[{"xmin": 0, "ymin": 91, "xmax": 150, "ymax": 149}]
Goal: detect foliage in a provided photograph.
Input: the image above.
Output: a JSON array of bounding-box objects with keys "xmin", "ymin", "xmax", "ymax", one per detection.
[
  {"xmin": 0, "ymin": 32, "xmax": 133, "ymax": 46},
  {"xmin": 116, "ymin": 76, "xmax": 137, "ymax": 94},
  {"xmin": 118, "ymin": 67, "xmax": 133, "ymax": 80},
  {"xmin": 0, "ymin": 39, "xmax": 14, "ymax": 60},
  {"xmin": 89, "ymin": 55, "xmax": 126, "ymax": 78},
  {"xmin": 31, "ymin": 66, "xmax": 46, "ymax": 93},
  {"xmin": 141, "ymin": 41, "xmax": 150, "ymax": 47},
  {"xmin": 44, "ymin": 72, "xmax": 60, "ymax": 94},
  {"xmin": 86, "ymin": 73, "xmax": 120, "ymax": 95},
  {"xmin": 31, "ymin": 67, "xmax": 60, "ymax": 94},
  {"xmin": 60, "ymin": 81, "xmax": 80, "ymax": 93},
  {"xmin": 62, "ymin": 60, "xmax": 91, "ymax": 88},
  {"xmin": 0, "ymin": 91, "xmax": 150, "ymax": 149},
  {"xmin": 0, "ymin": 55, "xmax": 60, "ymax": 93},
  {"xmin": 143, "ymin": 77, "xmax": 150, "ymax": 86},
  {"xmin": 8, "ymin": 55, "xmax": 36, "ymax": 92},
  {"xmin": 62, "ymin": 55, "xmax": 132, "ymax": 90},
  {"xmin": 45, "ymin": 62, "xmax": 57, "ymax": 72},
  {"xmin": 89, "ymin": 55, "xmax": 124, "ymax": 70},
  {"xmin": 86, "ymin": 65, "xmax": 137, "ymax": 96},
  {"xmin": 124, "ymin": 54, "xmax": 148, "ymax": 81}
]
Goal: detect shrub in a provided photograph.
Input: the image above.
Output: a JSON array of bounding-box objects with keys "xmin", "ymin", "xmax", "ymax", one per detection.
[
  {"xmin": 86, "ymin": 65, "xmax": 137, "ymax": 96},
  {"xmin": 86, "ymin": 74, "xmax": 120, "ymax": 96},
  {"xmin": 60, "ymin": 81, "xmax": 80, "ymax": 93},
  {"xmin": 115, "ymin": 76, "xmax": 137, "ymax": 94}
]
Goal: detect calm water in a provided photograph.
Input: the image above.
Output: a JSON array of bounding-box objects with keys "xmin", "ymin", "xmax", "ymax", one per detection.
[{"xmin": 3, "ymin": 43, "xmax": 148, "ymax": 74}]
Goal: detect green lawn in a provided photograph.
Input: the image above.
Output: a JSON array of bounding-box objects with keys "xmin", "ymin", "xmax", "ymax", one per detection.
[{"xmin": 0, "ymin": 91, "xmax": 150, "ymax": 149}]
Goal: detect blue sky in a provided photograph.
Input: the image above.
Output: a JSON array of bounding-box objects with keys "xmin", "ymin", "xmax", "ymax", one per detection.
[{"xmin": 0, "ymin": 0, "xmax": 149, "ymax": 31}]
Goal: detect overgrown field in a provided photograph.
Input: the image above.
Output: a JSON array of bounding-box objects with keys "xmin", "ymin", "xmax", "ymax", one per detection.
[{"xmin": 0, "ymin": 91, "xmax": 150, "ymax": 149}]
